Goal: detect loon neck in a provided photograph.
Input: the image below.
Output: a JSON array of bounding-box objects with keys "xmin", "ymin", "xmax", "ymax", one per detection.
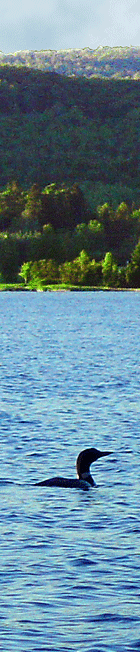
[{"xmin": 80, "ymin": 471, "xmax": 95, "ymax": 486}]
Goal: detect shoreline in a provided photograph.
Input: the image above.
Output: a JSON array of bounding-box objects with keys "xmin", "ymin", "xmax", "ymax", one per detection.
[{"xmin": 0, "ymin": 283, "xmax": 140, "ymax": 292}]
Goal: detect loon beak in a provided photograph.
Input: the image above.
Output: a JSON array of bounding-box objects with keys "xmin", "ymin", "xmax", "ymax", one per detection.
[{"xmin": 98, "ymin": 450, "xmax": 112, "ymax": 458}]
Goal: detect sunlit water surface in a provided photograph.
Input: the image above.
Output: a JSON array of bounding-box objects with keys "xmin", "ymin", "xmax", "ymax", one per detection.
[{"xmin": 0, "ymin": 290, "xmax": 140, "ymax": 652}]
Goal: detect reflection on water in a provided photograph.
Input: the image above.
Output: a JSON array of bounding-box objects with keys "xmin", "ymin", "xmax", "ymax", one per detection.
[{"xmin": 0, "ymin": 290, "xmax": 140, "ymax": 651}]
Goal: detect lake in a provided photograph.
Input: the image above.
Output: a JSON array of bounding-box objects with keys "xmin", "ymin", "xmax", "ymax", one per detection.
[{"xmin": 0, "ymin": 290, "xmax": 140, "ymax": 652}]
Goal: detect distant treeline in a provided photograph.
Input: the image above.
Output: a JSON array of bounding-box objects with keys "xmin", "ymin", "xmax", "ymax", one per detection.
[
  {"xmin": 0, "ymin": 180, "xmax": 140, "ymax": 287},
  {"xmin": 1, "ymin": 46, "xmax": 140, "ymax": 79}
]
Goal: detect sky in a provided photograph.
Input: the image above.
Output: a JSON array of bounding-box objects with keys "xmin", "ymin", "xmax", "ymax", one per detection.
[{"xmin": 0, "ymin": 0, "xmax": 140, "ymax": 54}]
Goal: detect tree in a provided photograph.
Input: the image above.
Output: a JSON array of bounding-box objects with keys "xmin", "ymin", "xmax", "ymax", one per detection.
[
  {"xmin": 40, "ymin": 184, "xmax": 57, "ymax": 228},
  {"xmin": 126, "ymin": 240, "xmax": 140, "ymax": 287},
  {"xmin": 38, "ymin": 259, "xmax": 58, "ymax": 284},
  {"xmin": 131, "ymin": 240, "xmax": 140, "ymax": 268},
  {"xmin": 115, "ymin": 202, "xmax": 129, "ymax": 221},
  {"xmin": 59, "ymin": 250, "xmax": 90, "ymax": 285},
  {"xmin": 84, "ymin": 259, "xmax": 102, "ymax": 286},
  {"xmin": 41, "ymin": 183, "xmax": 88, "ymax": 230},
  {"xmin": 0, "ymin": 233, "xmax": 19, "ymax": 281},
  {"xmin": 96, "ymin": 203, "xmax": 114, "ymax": 247},
  {"xmin": 19, "ymin": 258, "xmax": 59, "ymax": 287},
  {"xmin": 111, "ymin": 202, "xmax": 131, "ymax": 246},
  {"xmin": 102, "ymin": 251, "xmax": 118, "ymax": 286},
  {"xmin": 97, "ymin": 203, "xmax": 113, "ymax": 227},
  {"xmin": 19, "ymin": 261, "xmax": 33, "ymax": 284},
  {"xmin": 0, "ymin": 181, "xmax": 25, "ymax": 231},
  {"xmin": 59, "ymin": 260, "xmax": 80, "ymax": 285},
  {"xmin": 21, "ymin": 184, "xmax": 41, "ymax": 231}
]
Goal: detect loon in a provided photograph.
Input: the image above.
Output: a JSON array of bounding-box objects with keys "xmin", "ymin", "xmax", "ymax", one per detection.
[{"xmin": 35, "ymin": 447, "xmax": 112, "ymax": 491}]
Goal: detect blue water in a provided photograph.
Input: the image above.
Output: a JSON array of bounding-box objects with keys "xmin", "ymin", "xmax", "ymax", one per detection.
[{"xmin": 0, "ymin": 290, "xmax": 140, "ymax": 652}]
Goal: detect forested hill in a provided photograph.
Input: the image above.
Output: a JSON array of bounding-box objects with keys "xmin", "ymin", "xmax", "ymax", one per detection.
[
  {"xmin": 0, "ymin": 64, "xmax": 140, "ymax": 210},
  {"xmin": 0, "ymin": 46, "xmax": 140, "ymax": 79}
]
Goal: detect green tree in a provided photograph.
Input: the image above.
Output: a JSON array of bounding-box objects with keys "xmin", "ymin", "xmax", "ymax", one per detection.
[
  {"xmin": 84, "ymin": 259, "xmax": 102, "ymax": 286},
  {"xmin": 19, "ymin": 261, "xmax": 33, "ymax": 283},
  {"xmin": 41, "ymin": 183, "xmax": 88, "ymax": 230},
  {"xmin": 117, "ymin": 266, "xmax": 127, "ymax": 287},
  {"xmin": 77, "ymin": 250, "xmax": 90, "ymax": 280},
  {"xmin": 115, "ymin": 202, "xmax": 129, "ymax": 221},
  {"xmin": 126, "ymin": 240, "xmax": 140, "ymax": 287},
  {"xmin": 0, "ymin": 181, "xmax": 25, "ymax": 231},
  {"xmin": 59, "ymin": 250, "xmax": 90, "ymax": 285},
  {"xmin": 96, "ymin": 203, "xmax": 114, "ymax": 247},
  {"xmin": 0, "ymin": 233, "xmax": 19, "ymax": 281},
  {"xmin": 38, "ymin": 259, "xmax": 58, "ymax": 284},
  {"xmin": 21, "ymin": 184, "xmax": 41, "ymax": 231},
  {"xmin": 97, "ymin": 203, "xmax": 113, "ymax": 227},
  {"xmin": 102, "ymin": 251, "xmax": 118, "ymax": 286},
  {"xmin": 20, "ymin": 258, "xmax": 59, "ymax": 287},
  {"xmin": 74, "ymin": 223, "xmax": 88, "ymax": 253},
  {"xmin": 111, "ymin": 202, "xmax": 131, "ymax": 247},
  {"xmin": 59, "ymin": 260, "xmax": 80, "ymax": 285}
]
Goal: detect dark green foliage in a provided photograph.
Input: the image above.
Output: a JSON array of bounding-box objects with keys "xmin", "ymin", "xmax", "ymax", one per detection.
[
  {"xmin": 0, "ymin": 181, "xmax": 25, "ymax": 231},
  {"xmin": 0, "ymin": 67, "xmax": 140, "ymax": 204},
  {"xmin": 126, "ymin": 240, "xmax": 140, "ymax": 287},
  {"xmin": 74, "ymin": 220, "xmax": 105, "ymax": 260},
  {"xmin": 0, "ymin": 177, "xmax": 140, "ymax": 287},
  {"xmin": 59, "ymin": 250, "xmax": 90, "ymax": 285},
  {"xmin": 84, "ymin": 260, "xmax": 102, "ymax": 286},
  {"xmin": 102, "ymin": 252, "xmax": 119, "ymax": 287},
  {"xmin": 40, "ymin": 183, "xmax": 88, "ymax": 230},
  {"xmin": 20, "ymin": 258, "xmax": 59, "ymax": 287},
  {"xmin": 0, "ymin": 180, "xmax": 88, "ymax": 234},
  {"xmin": 0, "ymin": 233, "xmax": 19, "ymax": 281},
  {"xmin": 21, "ymin": 184, "xmax": 42, "ymax": 231}
]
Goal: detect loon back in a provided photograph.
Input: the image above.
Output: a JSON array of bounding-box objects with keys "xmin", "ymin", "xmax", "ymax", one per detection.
[{"xmin": 35, "ymin": 446, "xmax": 112, "ymax": 489}]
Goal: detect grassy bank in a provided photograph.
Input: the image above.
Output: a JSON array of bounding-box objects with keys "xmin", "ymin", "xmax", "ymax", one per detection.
[
  {"xmin": 0, "ymin": 282, "xmax": 139, "ymax": 292},
  {"xmin": 0, "ymin": 283, "xmax": 28, "ymax": 291}
]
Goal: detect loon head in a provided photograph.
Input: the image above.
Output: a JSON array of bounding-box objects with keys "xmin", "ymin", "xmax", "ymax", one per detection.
[{"xmin": 76, "ymin": 447, "xmax": 112, "ymax": 486}]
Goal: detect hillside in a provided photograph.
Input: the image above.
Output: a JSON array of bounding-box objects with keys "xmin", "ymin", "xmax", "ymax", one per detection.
[
  {"xmin": 0, "ymin": 46, "xmax": 140, "ymax": 79},
  {"xmin": 0, "ymin": 48, "xmax": 140, "ymax": 286},
  {"xmin": 0, "ymin": 64, "xmax": 140, "ymax": 209}
]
